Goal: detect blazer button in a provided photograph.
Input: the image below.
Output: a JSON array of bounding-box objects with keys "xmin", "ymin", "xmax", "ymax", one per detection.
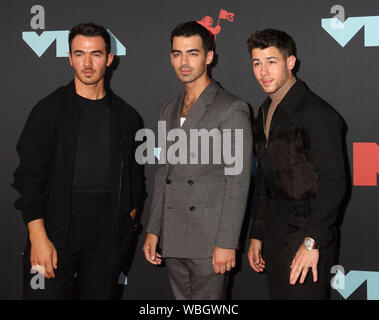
[
  {"xmin": 166, "ymin": 178, "xmax": 171, "ymax": 184},
  {"xmin": 189, "ymin": 206, "xmax": 196, "ymax": 211},
  {"xmin": 187, "ymin": 180, "xmax": 194, "ymax": 185}
]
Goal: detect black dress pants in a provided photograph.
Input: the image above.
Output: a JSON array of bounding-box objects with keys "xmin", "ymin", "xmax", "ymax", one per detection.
[
  {"xmin": 265, "ymin": 239, "xmax": 337, "ymax": 300},
  {"xmin": 23, "ymin": 192, "xmax": 131, "ymax": 300},
  {"xmin": 263, "ymin": 199, "xmax": 338, "ymax": 300}
]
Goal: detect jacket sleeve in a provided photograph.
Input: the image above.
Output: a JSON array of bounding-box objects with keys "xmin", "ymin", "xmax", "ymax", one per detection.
[
  {"xmin": 215, "ymin": 100, "xmax": 253, "ymax": 249},
  {"xmin": 145, "ymin": 105, "xmax": 168, "ymax": 237},
  {"xmin": 304, "ymin": 106, "xmax": 346, "ymax": 249},
  {"xmin": 249, "ymin": 162, "xmax": 268, "ymax": 241},
  {"xmin": 131, "ymin": 113, "xmax": 147, "ymax": 213},
  {"xmin": 12, "ymin": 103, "xmax": 52, "ymax": 224}
]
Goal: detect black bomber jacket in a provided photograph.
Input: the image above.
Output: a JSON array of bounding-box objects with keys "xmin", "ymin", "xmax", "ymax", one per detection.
[{"xmin": 12, "ymin": 81, "xmax": 146, "ymax": 249}]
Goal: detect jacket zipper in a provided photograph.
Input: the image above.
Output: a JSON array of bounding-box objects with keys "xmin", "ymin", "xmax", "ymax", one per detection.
[
  {"xmin": 117, "ymin": 141, "xmax": 123, "ymax": 217},
  {"xmin": 262, "ymin": 109, "xmax": 269, "ymax": 149},
  {"xmin": 70, "ymin": 100, "xmax": 81, "ymax": 216}
]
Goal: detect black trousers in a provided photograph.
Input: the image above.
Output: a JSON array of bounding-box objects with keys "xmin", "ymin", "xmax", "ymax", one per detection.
[
  {"xmin": 264, "ymin": 240, "xmax": 337, "ymax": 300},
  {"xmin": 263, "ymin": 199, "xmax": 338, "ymax": 300},
  {"xmin": 23, "ymin": 192, "xmax": 131, "ymax": 300}
]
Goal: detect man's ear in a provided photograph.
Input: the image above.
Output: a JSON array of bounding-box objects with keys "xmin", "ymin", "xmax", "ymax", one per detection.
[
  {"xmin": 206, "ymin": 50, "xmax": 214, "ymax": 66},
  {"xmin": 287, "ymin": 55, "xmax": 296, "ymax": 71},
  {"xmin": 68, "ymin": 52, "xmax": 73, "ymax": 66},
  {"xmin": 106, "ymin": 53, "xmax": 114, "ymax": 67}
]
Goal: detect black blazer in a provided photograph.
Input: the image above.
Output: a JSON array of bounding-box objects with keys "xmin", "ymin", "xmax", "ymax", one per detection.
[
  {"xmin": 12, "ymin": 81, "xmax": 146, "ymax": 249},
  {"xmin": 249, "ymin": 79, "xmax": 346, "ymax": 250}
]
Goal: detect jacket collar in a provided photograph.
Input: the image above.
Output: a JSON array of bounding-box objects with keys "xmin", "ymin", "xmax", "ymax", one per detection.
[
  {"xmin": 262, "ymin": 78, "xmax": 306, "ymax": 116},
  {"xmin": 195, "ymin": 79, "xmax": 220, "ymax": 108},
  {"xmin": 171, "ymin": 80, "xmax": 220, "ymax": 129},
  {"xmin": 62, "ymin": 79, "xmax": 115, "ymax": 108}
]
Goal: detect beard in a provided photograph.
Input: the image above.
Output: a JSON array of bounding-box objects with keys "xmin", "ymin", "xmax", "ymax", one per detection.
[
  {"xmin": 175, "ymin": 65, "xmax": 206, "ymax": 84},
  {"xmin": 75, "ymin": 68, "xmax": 105, "ymax": 85}
]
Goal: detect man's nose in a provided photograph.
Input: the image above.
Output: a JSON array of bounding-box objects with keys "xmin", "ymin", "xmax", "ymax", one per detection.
[
  {"xmin": 261, "ymin": 62, "xmax": 269, "ymax": 76},
  {"xmin": 181, "ymin": 54, "xmax": 189, "ymax": 66},
  {"xmin": 84, "ymin": 54, "xmax": 92, "ymax": 67}
]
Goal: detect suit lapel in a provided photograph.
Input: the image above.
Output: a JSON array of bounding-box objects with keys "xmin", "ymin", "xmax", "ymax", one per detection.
[
  {"xmin": 180, "ymin": 99, "xmax": 207, "ymax": 132},
  {"xmin": 166, "ymin": 80, "xmax": 220, "ymax": 177},
  {"xmin": 181, "ymin": 80, "xmax": 220, "ymax": 131},
  {"xmin": 167, "ymin": 93, "xmax": 184, "ymax": 132},
  {"xmin": 165, "ymin": 94, "xmax": 183, "ymax": 176}
]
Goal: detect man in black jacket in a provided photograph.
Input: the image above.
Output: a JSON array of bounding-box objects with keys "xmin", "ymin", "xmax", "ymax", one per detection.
[
  {"xmin": 246, "ymin": 29, "xmax": 346, "ymax": 299},
  {"xmin": 12, "ymin": 23, "xmax": 146, "ymax": 299}
]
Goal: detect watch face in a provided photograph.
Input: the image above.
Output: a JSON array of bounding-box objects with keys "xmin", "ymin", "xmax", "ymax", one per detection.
[{"xmin": 304, "ymin": 238, "xmax": 315, "ymax": 249}]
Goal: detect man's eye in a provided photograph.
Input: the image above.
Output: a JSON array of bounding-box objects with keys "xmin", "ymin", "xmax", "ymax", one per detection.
[
  {"xmin": 75, "ymin": 53, "xmax": 82, "ymax": 57},
  {"xmin": 93, "ymin": 53, "xmax": 101, "ymax": 57},
  {"xmin": 189, "ymin": 53, "xmax": 198, "ymax": 56},
  {"xmin": 268, "ymin": 60, "xmax": 276, "ymax": 64},
  {"xmin": 253, "ymin": 62, "xmax": 260, "ymax": 67}
]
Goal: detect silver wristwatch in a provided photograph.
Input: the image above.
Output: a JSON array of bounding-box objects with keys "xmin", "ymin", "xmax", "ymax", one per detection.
[{"xmin": 303, "ymin": 237, "xmax": 316, "ymax": 251}]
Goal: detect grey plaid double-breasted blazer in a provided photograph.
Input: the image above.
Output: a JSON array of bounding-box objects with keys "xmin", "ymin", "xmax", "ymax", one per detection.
[{"xmin": 146, "ymin": 80, "xmax": 253, "ymax": 259}]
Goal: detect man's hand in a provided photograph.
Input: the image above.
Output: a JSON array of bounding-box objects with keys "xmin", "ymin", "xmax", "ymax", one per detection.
[
  {"xmin": 28, "ymin": 219, "xmax": 58, "ymax": 279},
  {"xmin": 248, "ymin": 239, "xmax": 265, "ymax": 272},
  {"xmin": 142, "ymin": 233, "xmax": 162, "ymax": 265},
  {"xmin": 289, "ymin": 245, "xmax": 319, "ymax": 285},
  {"xmin": 212, "ymin": 247, "xmax": 235, "ymax": 274},
  {"xmin": 129, "ymin": 209, "xmax": 136, "ymax": 221},
  {"xmin": 129, "ymin": 209, "xmax": 138, "ymax": 230}
]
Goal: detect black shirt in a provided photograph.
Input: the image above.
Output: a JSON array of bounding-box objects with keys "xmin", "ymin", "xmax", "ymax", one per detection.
[
  {"xmin": 250, "ymin": 79, "xmax": 346, "ymax": 249},
  {"xmin": 72, "ymin": 93, "xmax": 111, "ymax": 192},
  {"xmin": 12, "ymin": 81, "xmax": 146, "ymax": 249}
]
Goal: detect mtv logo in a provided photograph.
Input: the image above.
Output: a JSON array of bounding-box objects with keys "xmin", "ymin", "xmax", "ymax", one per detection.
[
  {"xmin": 153, "ymin": 147, "xmax": 162, "ymax": 160},
  {"xmin": 118, "ymin": 272, "xmax": 128, "ymax": 285},
  {"xmin": 22, "ymin": 30, "xmax": 126, "ymax": 57},
  {"xmin": 353, "ymin": 143, "xmax": 379, "ymax": 186},
  {"xmin": 321, "ymin": 16, "xmax": 379, "ymax": 47},
  {"xmin": 332, "ymin": 269, "xmax": 379, "ymax": 300}
]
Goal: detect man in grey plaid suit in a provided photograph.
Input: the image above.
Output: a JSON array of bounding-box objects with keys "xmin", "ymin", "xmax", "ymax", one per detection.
[{"xmin": 143, "ymin": 21, "xmax": 253, "ymax": 299}]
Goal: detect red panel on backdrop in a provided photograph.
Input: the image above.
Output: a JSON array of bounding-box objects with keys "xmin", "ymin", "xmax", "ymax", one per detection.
[{"xmin": 353, "ymin": 143, "xmax": 379, "ymax": 186}]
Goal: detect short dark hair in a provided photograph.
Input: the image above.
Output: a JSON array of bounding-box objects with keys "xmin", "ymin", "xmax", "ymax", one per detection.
[
  {"xmin": 69, "ymin": 22, "xmax": 111, "ymax": 55},
  {"xmin": 246, "ymin": 28, "xmax": 297, "ymax": 59},
  {"xmin": 171, "ymin": 21, "xmax": 215, "ymax": 53}
]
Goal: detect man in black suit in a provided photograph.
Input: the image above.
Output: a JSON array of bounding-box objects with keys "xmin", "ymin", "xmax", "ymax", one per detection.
[
  {"xmin": 246, "ymin": 29, "xmax": 346, "ymax": 299},
  {"xmin": 12, "ymin": 22, "xmax": 146, "ymax": 299}
]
